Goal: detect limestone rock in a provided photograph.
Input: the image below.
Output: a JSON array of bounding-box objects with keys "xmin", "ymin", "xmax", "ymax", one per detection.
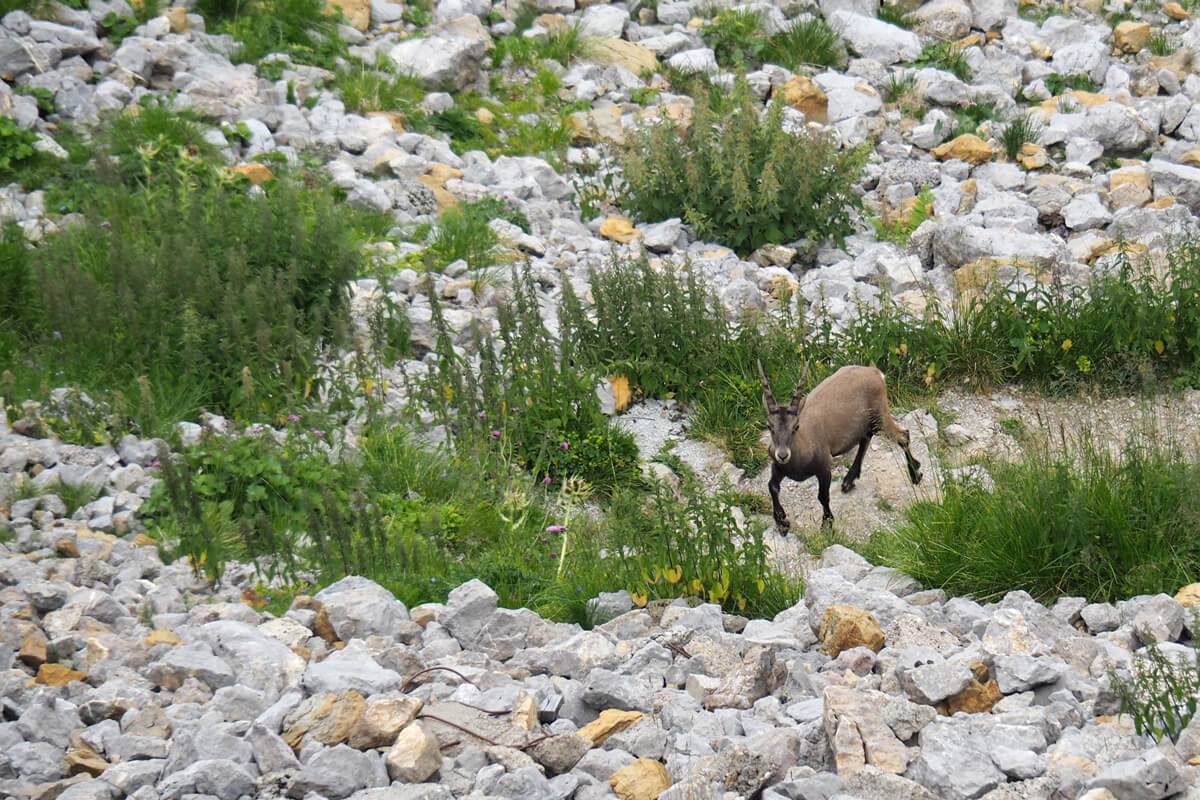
[
  {"xmin": 386, "ymin": 720, "xmax": 443, "ymax": 782},
  {"xmin": 282, "ymin": 691, "xmax": 367, "ymax": 749},
  {"xmin": 932, "ymin": 134, "xmax": 994, "ymax": 165},
  {"xmin": 579, "ymin": 709, "xmax": 646, "ymax": 745},
  {"xmin": 1175, "ymin": 583, "xmax": 1200, "ymax": 607},
  {"xmin": 349, "ymin": 695, "xmax": 423, "ymax": 749},
  {"xmin": 778, "ymin": 75, "xmax": 828, "ymax": 124},
  {"xmin": 599, "ymin": 215, "xmax": 641, "ymax": 243},
  {"xmin": 586, "ymin": 38, "xmax": 658, "ymax": 74},
  {"xmin": 820, "ymin": 605, "xmax": 886, "ymax": 656},
  {"xmin": 36, "ymin": 663, "xmax": 87, "ymax": 686},
  {"xmin": 610, "ymin": 758, "xmax": 671, "ymax": 800},
  {"xmin": 1114, "ymin": 21, "xmax": 1151, "ymax": 54}
]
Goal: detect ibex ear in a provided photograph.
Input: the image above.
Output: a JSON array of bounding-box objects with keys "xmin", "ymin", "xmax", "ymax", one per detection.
[
  {"xmin": 789, "ymin": 362, "xmax": 810, "ymax": 413},
  {"xmin": 757, "ymin": 360, "xmax": 777, "ymax": 413}
]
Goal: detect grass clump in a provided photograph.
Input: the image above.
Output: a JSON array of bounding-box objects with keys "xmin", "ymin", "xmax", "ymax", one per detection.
[
  {"xmin": 334, "ymin": 60, "xmax": 425, "ymax": 115},
  {"xmin": 492, "ymin": 21, "xmax": 589, "ymax": 69},
  {"xmin": 763, "ymin": 16, "xmax": 844, "ymax": 70},
  {"xmin": 426, "ymin": 200, "xmax": 510, "ymax": 270},
  {"xmin": 617, "ymin": 76, "xmax": 868, "ymax": 255},
  {"xmin": 195, "ymin": 0, "xmax": 349, "ymax": 69},
  {"xmin": 877, "ymin": 2, "xmax": 914, "ymax": 27},
  {"xmin": 697, "ymin": 11, "xmax": 843, "ymax": 70},
  {"xmin": 866, "ymin": 431, "xmax": 1200, "ymax": 603},
  {"xmin": 910, "ymin": 40, "xmax": 972, "ymax": 81},
  {"xmin": 1000, "ymin": 112, "xmax": 1044, "ymax": 160},
  {"xmin": 1044, "ymin": 72, "xmax": 1098, "ymax": 95},
  {"xmin": 1148, "ymin": 32, "xmax": 1174, "ymax": 56}
]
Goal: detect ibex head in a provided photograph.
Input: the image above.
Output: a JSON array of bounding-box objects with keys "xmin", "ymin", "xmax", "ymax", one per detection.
[{"xmin": 757, "ymin": 360, "xmax": 808, "ymax": 466}]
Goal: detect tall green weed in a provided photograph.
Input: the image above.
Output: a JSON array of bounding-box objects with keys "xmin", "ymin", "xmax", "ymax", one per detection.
[{"xmin": 618, "ymin": 76, "xmax": 868, "ymax": 255}]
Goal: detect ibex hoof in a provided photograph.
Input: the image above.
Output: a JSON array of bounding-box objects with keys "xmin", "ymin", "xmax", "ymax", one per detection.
[
  {"xmin": 840, "ymin": 479, "xmax": 855, "ymax": 494},
  {"xmin": 912, "ymin": 469, "xmax": 923, "ymax": 486}
]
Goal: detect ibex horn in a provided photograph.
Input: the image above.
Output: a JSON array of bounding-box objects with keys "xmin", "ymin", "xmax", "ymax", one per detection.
[
  {"xmin": 790, "ymin": 362, "xmax": 810, "ymax": 411},
  {"xmin": 757, "ymin": 360, "xmax": 777, "ymax": 411}
]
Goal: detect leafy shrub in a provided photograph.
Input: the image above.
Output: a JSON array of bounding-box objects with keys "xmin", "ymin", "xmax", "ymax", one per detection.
[
  {"xmin": 618, "ymin": 76, "xmax": 868, "ymax": 255},
  {"xmin": 873, "ymin": 185, "xmax": 934, "ymax": 245},
  {"xmin": 100, "ymin": 97, "xmax": 221, "ymax": 188},
  {"xmin": 1110, "ymin": 636, "xmax": 1200, "ymax": 740},
  {"xmin": 0, "ymin": 117, "xmax": 39, "ymax": 175},
  {"xmin": 763, "ymin": 16, "xmax": 844, "ymax": 69},
  {"xmin": 144, "ymin": 425, "xmax": 355, "ymax": 581},
  {"xmin": 201, "ymin": 0, "xmax": 349, "ymax": 69},
  {"xmin": 1000, "ymin": 113, "xmax": 1043, "ymax": 160},
  {"xmin": 14, "ymin": 86, "xmax": 54, "ymax": 115},
  {"xmin": 599, "ymin": 468, "xmax": 789, "ymax": 615},
  {"xmin": 701, "ymin": 8, "xmax": 766, "ymax": 69},
  {"xmin": 952, "ymin": 97, "xmax": 1000, "ymax": 134},
  {"xmin": 867, "ymin": 431, "xmax": 1200, "ymax": 602},
  {"xmin": 422, "ymin": 266, "xmax": 642, "ymax": 493}
]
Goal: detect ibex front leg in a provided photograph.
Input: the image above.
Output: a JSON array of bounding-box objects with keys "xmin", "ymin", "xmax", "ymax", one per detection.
[{"xmin": 768, "ymin": 465, "xmax": 789, "ymax": 533}]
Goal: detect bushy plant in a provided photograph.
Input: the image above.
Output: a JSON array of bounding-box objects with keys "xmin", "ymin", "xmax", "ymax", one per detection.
[
  {"xmin": 0, "ymin": 117, "xmax": 39, "ymax": 176},
  {"xmin": 1044, "ymin": 72, "xmax": 1098, "ymax": 95},
  {"xmin": 701, "ymin": 8, "xmax": 767, "ymax": 69},
  {"xmin": 1148, "ymin": 32, "xmax": 1174, "ymax": 56},
  {"xmin": 427, "ymin": 203, "xmax": 504, "ymax": 270},
  {"xmin": 200, "ymin": 0, "xmax": 349, "ymax": 69},
  {"xmin": 618, "ymin": 76, "xmax": 868, "ymax": 255},
  {"xmin": 421, "ymin": 265, "xmax": 642, "ymax": 493},
  {"xmin": 952, "ymin": 97, "xmax": 1001, "ymax": 134},
  {"xmin": 335, "ymin": 60, "xmax": 425, "ymax": 115},
  {"xmin": 1110, "ymin": 635, "xmax": 1200, "ymax": 740},
  {"xmin": 867, "ymin": 430, "xmax": 1200, "ymax": 602},
  {"xmin": 873, "ymin": 185, "xmax": 934, "ymax": 245}
]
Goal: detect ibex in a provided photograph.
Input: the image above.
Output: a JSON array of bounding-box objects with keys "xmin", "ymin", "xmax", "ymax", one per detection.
[{"xmin": 758, "ymin": 361, "xmax": 922, "ymax": 531}]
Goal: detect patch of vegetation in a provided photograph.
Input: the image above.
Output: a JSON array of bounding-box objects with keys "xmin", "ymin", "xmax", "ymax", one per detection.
[
  {"xmin": 909, "ymin": 40, "xmax": 972, "ymax": 81},
  {"xmin": 1148, "ymin": 32, "xmax": 1174, "ymax": 56},
  {"xmin": 764, "ymin": 16, "xmax": 844, "ymax": 70},
  {"xmin": 425, "ymin": 200, "xmax": 512, "ymax": 271},
  {"xmin": 1110, "ymin": 635, "xmax": 1200, "ymax": 740},
  {"xmin": 873, "ymin": 185, "xmax": 934, "ymax": 246},
  {"xmin": 952, "ymin": 97, "xmax": 1001, "ymax": 135},
  {"xmin": 195, "ymin": 0, "xmax": 349, "ymax": 69},
  {"xmin": 698, "ymin": 11, "xmax": 843, "ymax": 70},
  {"xmin": 876, "ymin": 2, "xmax": 914, "ymax": 27},
  {"xmin": 701, "ymin": 8, "xmax": 767, "ymax": 70},
  {"xmin": 334, "ymin": 59, "xmax": 425, "ymax": 115},
  {"xmin": 1044, "ymin": 72, "xmax": 1098, "ymax": 95},
  {"xmin": 0, "ymin": 103, "xmax": 397, "ymax": 438},
  {"xmin": 617, "ymin": 75, "xmax": 869, "ymax": 255},
  {"xmin": 492, "ymin": 21, "xmax": 589, "ymax": 69},
  {"xmin": 866, "ymin": 430, "xmax": 1200, "ymax": 603},
  {"xmin": 0, "ymin": 117, "xmax": 39, "ymax": 177},
  {"xmin": 1000, "ymin": 112, "xmax": 1044, "ymax": 161},
  {"xmin": 13, "ymin": 85, "xmax": 54, "ymax": 116}
]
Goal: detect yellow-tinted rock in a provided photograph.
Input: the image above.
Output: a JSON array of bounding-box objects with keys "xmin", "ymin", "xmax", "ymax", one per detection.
[
  {"xmin": 144, "ymin": 629, "xmax": 182, "ymax": 648},
  {"xmin": 819, "ymin": 605, "xmax": 885, "ymax": 657},
  {"xmin": 931, "ymin": 134, "xmax": 994, "ymax": 165},
  {"xmin": 599, "ymin": 215, "xmax": 640, "ymax": 243},
  {"xmin": 610, "ymin": 758, "xmax": 671, "ymax": 800},
  {"xmin": 230, "ymin": 163, "xmax": 275, "ymax": 184},
  {"xmin": 36, "ymin": 663, "xmax": 86, "ymax": 686},
  {"xmin": 132, "ymin": 533, "xmax": 157, "ymax": 548},
  {"xmin": 55, "ymin": 538, "xmax": 79, "ymax": 558},
  {"xmin": 1148, "ymin": 198, "xmax": 1177, "ymax": 209},
  {"xmin": 1164, "ymin": 1, "xmax": 1189, "ymax": 19},
  {"xmin": 165, "ymin": 7, "xmax": 189, "ymax": 32},
  {"xmin": 511, "ymin": 693, "xmax": 539, "ymax": 732},
  {"xmin": 578, "ymin": 709, "xmax": 645, "ymax": 746},
  {"xmin": 1017, "ymin": 142, "xmax": 1048, "ymax": 170},
  {"xmin": 1111, "ymin": 167, "xmax": 1151, "ymax": 191},
  {"xmin": 778, "ymin": 75, "xmax": 828, "ymax": 124},
  {"xmin": 570, "ymin": 106, "xmax": 625, "ymax": 145},
  {"xmin": 283, "ymin": 691, "xmax": 367, "ymax": 749},
  {"xmin": 1114, "ymin": 21, "xmax": 1152, "ymax": 53},
  {"xmin": 954, "ymin": 33, "xmax": 982, "ymax": 48},
  {"xmin": 635, "ymin": 102, "xmax": 693, "ymax": 137},
  {"xmin": 327, "ymin": 0, "xmax": 370, "ymax": 30},
  {"xmin": 1175, "ymin": 583, "xmax": 1200, "ymax": 607},
  {"xmin": 349, "ymin": 696, "xmax": 423, "ymax": 749},
  {"xmin": 938, "ymin": 665, "xmax": 1003, "ymax": 715},
  {"xmin": 417, "ymin": 164, "xmax": 463, "ymax": 212},
  {"xmin": 65, "ymin": 747, "xmax": 109, "ymax": 776},
  {"xmin": 19, "ymin": 628, "xmax": 47, "ymax": 668},
  {"xmin": 586, "ymin": 38, "xmax": 659, "ymax": 75},
  {"xmin": 1030, "ymin": 39, "xmax": 1053, "ymax": 60},
  {"xmin": 1150, "ymin": 50, "xmax": 1195, "ymax": 81},
  {"xmin": 476, "ymin": 107, "xmax": 494, "ymax": 125},
  {"xmin": 1181, "ymin": 149, "xmax": 1200, "ymax": 168},
  {"xmin": 385, "ymin": 720, "xmax": 442, "ymax": 782}
]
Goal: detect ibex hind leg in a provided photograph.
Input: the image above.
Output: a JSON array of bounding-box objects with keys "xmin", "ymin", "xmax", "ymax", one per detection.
[{"xmin": 841, "ymin": 436, "xmax": 871, "ymax": 493}]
